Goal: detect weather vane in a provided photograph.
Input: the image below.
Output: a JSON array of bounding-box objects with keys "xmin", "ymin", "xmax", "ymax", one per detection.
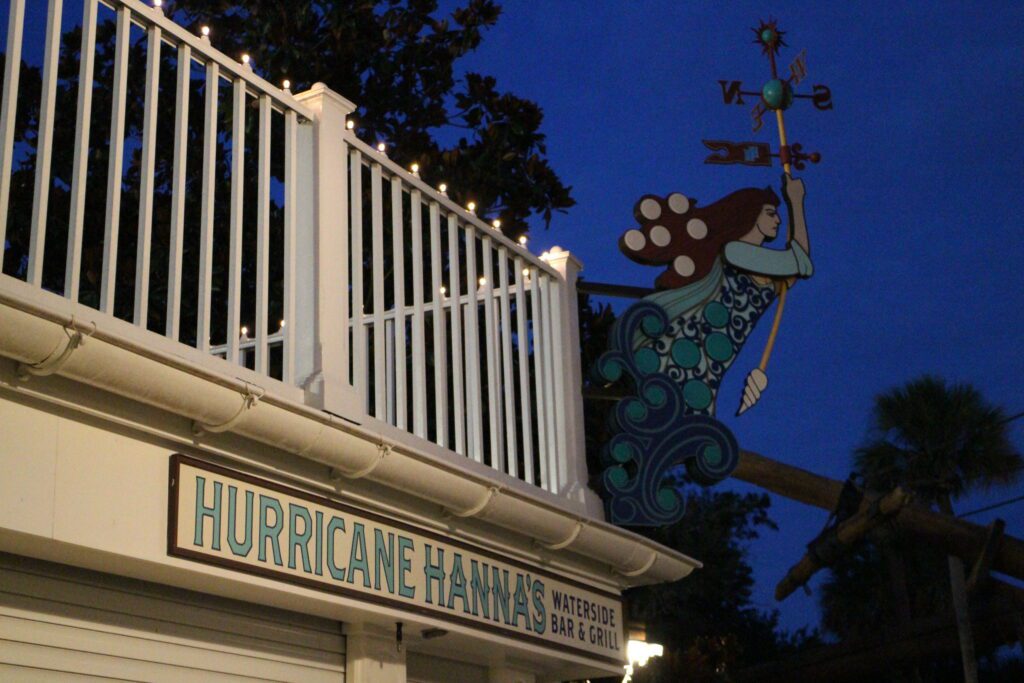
[{"xmin": 594, "ymin": 19, "xmax": 830, "ymax": 526}]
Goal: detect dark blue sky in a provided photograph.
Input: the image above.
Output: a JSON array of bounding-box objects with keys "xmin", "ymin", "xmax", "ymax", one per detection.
[{"xmin": 444, "ymin": 0, "xmax": 1024, "ymax": 631}]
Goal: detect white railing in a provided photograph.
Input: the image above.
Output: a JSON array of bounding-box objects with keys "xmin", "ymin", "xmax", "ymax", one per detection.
[
  {"xmin": 341, "ymin": 134, "xmax": 571, "ymax": 489},
  {"xmin": 0, "ymin": 0, "xmax": 591, "ymax": 502}
]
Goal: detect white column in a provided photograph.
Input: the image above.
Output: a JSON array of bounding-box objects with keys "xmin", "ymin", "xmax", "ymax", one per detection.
[
  {"xmin": 294, "ymin": 83, "xmax": 360, "ymax": 416},
  {"xmin": 543, "ymin": 247, "xmax": 604, "ymax": 519},
  {"xmin": 344, "ymin": 623, "xmax": 406, "ymax": 683}
]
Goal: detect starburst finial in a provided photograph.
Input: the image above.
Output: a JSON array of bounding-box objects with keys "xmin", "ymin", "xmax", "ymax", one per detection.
[{"xmin": 752, "ymin": 18, "xmax": 787, "ymax": 58}]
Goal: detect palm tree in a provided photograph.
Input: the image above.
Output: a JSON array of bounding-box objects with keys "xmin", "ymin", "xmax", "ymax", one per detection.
[{"xmin": 821, "ymin": 375, "xmax": 1022, "ymax": 682}]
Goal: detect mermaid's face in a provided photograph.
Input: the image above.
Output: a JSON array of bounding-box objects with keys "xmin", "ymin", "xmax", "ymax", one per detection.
[{"xmin": 755, "ymin": 204, "xmax": 781, "ymax": 241}]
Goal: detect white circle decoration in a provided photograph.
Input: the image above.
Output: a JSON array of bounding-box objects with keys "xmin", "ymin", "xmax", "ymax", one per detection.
[
  {"xmin": 673, "ymin": 255, "xmax": 696, "ymax": 277},
  {"xmin": 649, "ymin": 225, "xmax": 671, "ymax": 247},
  {"xmin": 623, "ymin": 229, "xmax": 646, "ymax": 251},
  {"xmin": 667, "ymin": 193, "xmax": 690, "ymax": 214},
  {"xmin": 639, "ymin": 198, "xmax": 661, "ymax": 221},
  {"xmin": 686, "ymin": 218, "xmax": 708, "ymax": 240}
]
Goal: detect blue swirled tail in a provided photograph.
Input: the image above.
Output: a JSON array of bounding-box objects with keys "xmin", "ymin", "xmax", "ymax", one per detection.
[{"xmin": 594, "ymin": 300, "xmax": 739, "ymax": 526}]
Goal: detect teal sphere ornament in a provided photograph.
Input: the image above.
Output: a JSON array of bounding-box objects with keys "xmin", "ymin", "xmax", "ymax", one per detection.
[
  {"xmin": 760, "ymin": 28, "xmax": 776, "ymax": 44},
  {"xmin": 761, "ymin": 78, "xmax": 794, "ymax": 111}
]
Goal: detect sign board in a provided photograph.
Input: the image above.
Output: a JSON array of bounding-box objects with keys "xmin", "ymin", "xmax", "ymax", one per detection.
[{"xmin": 168, "ymin": 455, "xmax": 625, "ymax": 664}]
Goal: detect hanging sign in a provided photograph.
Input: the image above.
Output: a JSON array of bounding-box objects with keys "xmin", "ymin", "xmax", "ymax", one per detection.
[{"xmin": 168, "ymin": 455, "xmax": 625, "ymax": 664}]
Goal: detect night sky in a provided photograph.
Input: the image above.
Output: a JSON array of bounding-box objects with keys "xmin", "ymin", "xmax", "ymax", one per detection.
[
  {"xmin": 7, "ymin": 0, "xmax": 1024, "ymax": 635},
  {"xmin": 443, "ymin": 0, "xmax": 1024, "ymax": 631}
]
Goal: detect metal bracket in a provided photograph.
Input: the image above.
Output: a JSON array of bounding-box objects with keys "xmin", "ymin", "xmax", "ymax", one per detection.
[
  {"xmin": 540, "ymin": 520, "xmax": 585, "ymax": 551},
  {"xmin": 17, "ymin": 317, "xmax": 96, "ymax": 381},
  {"xmin": 445, "ymin": 486, "xmax": 501, "ymax": 519},
  {"xmin": 613, "ymin": 550, "xmax": 658, "ymax": 578},
  {"xmin": 330, "ymin": 441, "xmax": 392, "ymax": 481},
  {"xmin": 192, "ymin": 382, "xmax": 265, "ymax": 436}
]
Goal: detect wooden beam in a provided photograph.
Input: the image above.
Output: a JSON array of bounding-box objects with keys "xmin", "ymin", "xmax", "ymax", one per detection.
[{"xmin": 967, "ymin": 519, "xmax": 1006, "ymax": 593}]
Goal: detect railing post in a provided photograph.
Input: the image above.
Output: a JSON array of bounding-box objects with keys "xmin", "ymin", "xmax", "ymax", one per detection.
[
  {"xmin": 294, "ymin": 83, "xmax": 360, "ymax": 416},
  {"xmin": 544, "ymin": 247, "xmax": 605, "ymax": 518}
]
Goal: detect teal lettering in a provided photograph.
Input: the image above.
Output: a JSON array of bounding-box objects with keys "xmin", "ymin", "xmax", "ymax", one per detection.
[
  {"xmin": 347, "ymin": 523, "xmax": 371, "ymax": 588},
  {"xmin": 314, "ymin": 511, "xmax": 324, "ymax": 576},
  {"xmin": 423, "ymin": 544, "xmax": 446, "ymax": 606},
  {"xmin": 374, "ymin": 529, "xmax": 395, "ymax": 594},
  {"xmin": 288, "ymin": 504, "xmax": 313, "ymax": 573},
  {"xmin": 397, "ymin": 536, "xmax": 415, "ymax": 599},
  {"xmin": 513, "ymin": 573, "xmax": 532, "ymax": 631},
  {"xmin": 446, "ymin": 553, "xmax": 470, "ymax": 614},
  {"xmin": 226, "ymin": 486, "xmax": 252, "ymax": 556},
  {"xmin": 491, "ymin": 567, "xmax": 512, "ymax": 625},
  {"xmin": 258, "ymin": 495, "xmax": 283, "ymax": 565},
  {"xmin": 326, "ymin": 516, "xmax": 346, "ymax": 580},
  {"xmin": 193, "ymin": 476, "xmax": 222, "ymax": 550},
  {"xmin": 470, "ymin": 560, "xmax": 490, "ymax": 619},
  {"xmin": 531, "ymin": 579, "xmax": 546, "ymax": 634}
]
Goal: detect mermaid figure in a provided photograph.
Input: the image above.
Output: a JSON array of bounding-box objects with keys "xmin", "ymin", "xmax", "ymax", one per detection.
[{"xmin": 597, "ymin": 174, "xmax": 812, "ymax": 525}]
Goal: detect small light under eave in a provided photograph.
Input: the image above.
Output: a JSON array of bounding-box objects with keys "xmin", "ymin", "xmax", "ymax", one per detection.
[
  {"xmin": 492, "ymin": 219, "xmax": 501, "ymax": 229},
  {"xmin": 346, "ymin": 119, "xmax": 355, "ymax": 130}
]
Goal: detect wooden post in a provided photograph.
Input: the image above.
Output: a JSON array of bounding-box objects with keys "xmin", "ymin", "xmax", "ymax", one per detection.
[{"xmin": 293, "ymin": 84, "xmax": 360, "ymax": 417}]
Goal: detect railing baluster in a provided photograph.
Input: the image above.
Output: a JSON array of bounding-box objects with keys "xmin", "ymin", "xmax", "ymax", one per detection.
[
  {"xmin": 532, "ymin": 269, "xmax": 549, "ymax": 489},
  {"xmin": 133, "ymin": 23, "xmax": 162, "ymax": 326},
  {"xmin": 498, "ymin": 248, "xmax": 517, "ymax": 476},
  {"xmin": 371, "ymin": 163, "xmax": 386, "ymax": 418},
  {"xmin": 464, "ymin": 227, "xmax": 484, "ymax": 461},
  {"xmin": 227, "ymin": 78, "xmax": 245, "ymax": 362},
  {"xmin": 27, "ymin": 0, "xmax": 63, "ymax": 286},
  {"xmin": 548, "ymin": 276, "xmax": 567, "ymax": 491},
  {"xmin": 0, "ymin": 0, "xmax": 25, "ymax": 255},
  {"xmin": 350, "ymin": 149, "xmax": 366, "ymax": 402},
  {"xmin": 254, "ymin": 94, "xmax": 271, "ymax": 374},
  {"xmin": 196, "ymin": 61, "xmax": 218, "ymax": 349},
  {"xmin": 385, "ymin": 317, "xmax": 395, "ymax": 423},
  {"xmin": 65, "ymin": 0, "xmax": 98, "ymax": 301},
  {"xmin": 283, "ymin": 109, "xmax": 297, "ymax": 383},
  {"xmin": 100, "ymin": 6, "xmax": 130, "ymax": 313},
  {"xmin": 429, "ymin": 202, "xmax": 448, "ymax": 448},
  {"xmin": 410, "ymin": 191, "xmax": 427, "ymax": 438},
  {"xmin": 481, "ymin": 235, "xmax": 503, "ymax": 470},
  {"xmin": 166, "ymin": 43, "xmax": 191, "ymax": 339},
  {"xmin": 514, "ymin": 258, "xmax": 534, "ymax": 483},
  {"xmin": 391, "ymin": 176, "xmax": 407, "ymax": 429},
  {"xmin": 541, "ymin": 274, "xmax": 559, "ymax": 492},
  {"xmin": 447, "ymin": 214, "xmax": 466, "ymax": 456}
]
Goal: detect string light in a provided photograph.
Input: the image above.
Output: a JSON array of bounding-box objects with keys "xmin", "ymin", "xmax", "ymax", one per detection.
[
  {"xmin": 518, "ymin": 234, "xmax": 528, "ymax": 246},
  {"xmin": 279, "ymin": 320, "xmax": 286, "ymax": 329},
  {"xmin": 346, "ymin": 119, "xmax": 355, "ymax": 130},
  {"xmin": 152, "ymin": 0, "xmax": 163, "ymax": 8},
  {"xmin": 200, "ymin": 26, "xmax": 210, "ymax": 38},
  {"xmin": 240, "ymin": 326, "xmax": 249, "ymax": 337},
  {"xmin": 491, "ymin": 219, "xmax": 501, "ymax": 229},
  {"xmin": 439, "ymin": 286, "xmax": 447, "ymax": 296},
  {"xmin": 376, "ymin": 141, "xmax": 387, "ymax": 153},
  {"xmin": 241, "ymin": 54, "xmax": 251, "ymax": 66},
  {"xmin": 282, "ymin": 79, "xmax": 291, "ymax": 90},
  {"xmin": 478, "ymin": 277, "xmax": 487, "ymax": 287},
  {"xmin": 410, "ymin": 162, "xmax": 420, "ymax": 174},
  {"xmin": 522, "ymin": 268, "xmax": 530, "ymax": 277},
  {"xmin": 467, "ymin": 201, "xmax": 476, "ymax": 213},
  {"xmin": 438, "ymin": 183, "xmax": 447, "ymax": 193}
]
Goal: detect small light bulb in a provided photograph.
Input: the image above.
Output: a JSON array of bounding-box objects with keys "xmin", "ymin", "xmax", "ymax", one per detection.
[
  {"xmin": 518, "ymin": 235, "xmax": 528, "ymax": 245},
  {"xmin": 439, "ymin": 286, "xmax": 447, "ymax": 296},
  {"xmin": 410, "ymin": 162, "xmax": 419, "ymax": 174},
  {"xmin": 467, "ymin": 201, "xmax": 476, "ymax": 213},
  {"xmin": 478, "ymin": 277, "xmax": 487, "ymax": 287},
  {"xmin": 346, "ymin": 119, "xmax": 355, "ymax": 130},
  {"xmin": 279, "ymin": 319, "xmax": 286, "ymax": 329},
  {"xmin": 201, "ymin": 25, "xmax": 210, "ymax": 37},
  {"xmin": 242, "ymin": 54, "xmax": 251, "ymax": 65},
  {"xmin": 240, "ymin": 326, "xmax": 248, "ymax": 337},
  {"xmin": 438, "ymin": 183, "xmax": 447, "ymax": 193},
  {"xmin": 522, "ymin": 268, "xmax": 530, "ymax": 277},
  {"xmin": 492, "ymin": 219, "xmax": 501, "ymax": 229},
  {"xmin": 377, "ymin": 141, "xmax": 386, "ymax": 153},
  {"xmin": 153, "ymin": 0, "xmax": 163, "ymax": 8},
  {"xmin": 282, "ymin": 79, "xmax": 291, "ymax": 90}
]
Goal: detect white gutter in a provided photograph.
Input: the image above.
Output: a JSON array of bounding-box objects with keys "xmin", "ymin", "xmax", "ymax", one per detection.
[{"xmin": 0, "ymin": 285, "xmax": 700, "ymax": 586}]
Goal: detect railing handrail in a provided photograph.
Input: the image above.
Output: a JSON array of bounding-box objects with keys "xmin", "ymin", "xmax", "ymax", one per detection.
[
  {"xmin": 344, "ymin": 133, "xmax": 560, "ymax": 280},
  {"xmin": 109, "ymin": 0, "xmax": 314, "ymax": 120}
]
